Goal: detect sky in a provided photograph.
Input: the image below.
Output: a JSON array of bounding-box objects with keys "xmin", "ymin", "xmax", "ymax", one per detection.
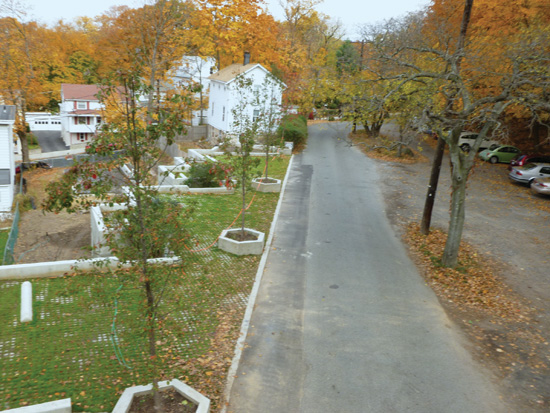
[{"xmin": 21, "ymin": 0, "xmax": 431, "ymax": 39}]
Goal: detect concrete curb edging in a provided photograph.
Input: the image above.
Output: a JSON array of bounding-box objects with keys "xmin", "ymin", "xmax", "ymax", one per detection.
[
  {"xmin": 0, "ymin": 257, "xmax": 183, "ymax": 281},
  {"xmin": 1, "ymin": 398, "xmax": 71, "ymax": 413},
  {"xmin": 220, "ymin": 154, "xmax": 295, "ymax": 412}
]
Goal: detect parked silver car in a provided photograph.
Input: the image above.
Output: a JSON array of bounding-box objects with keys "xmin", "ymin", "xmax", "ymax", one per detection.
[
  {"xmin": 509, "ymin": 163, "xmax": 550, "ymax": 185},
  {"xmin": 530, "ymin": 177, "xmax": 550, "ymax": 196}
]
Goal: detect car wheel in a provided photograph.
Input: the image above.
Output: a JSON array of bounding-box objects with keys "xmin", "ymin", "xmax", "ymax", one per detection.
[
  {"xmin": 489, "ymin": 156, "xmax": 498, "ymax": 164},
  {"xmin": 460, "ymin": 144, "xmax": 470, "ymax": 152}
]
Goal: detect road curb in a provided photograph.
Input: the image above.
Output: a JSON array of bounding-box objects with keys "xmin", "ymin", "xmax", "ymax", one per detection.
[{"xmin": 221, "ymin": 154, "xmax": 295, "ymax": 412}]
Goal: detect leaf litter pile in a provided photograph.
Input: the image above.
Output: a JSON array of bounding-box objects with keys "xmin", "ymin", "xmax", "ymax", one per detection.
[{"xmin": 406, "ymin": 223, "xmax": 550, "ymax": 409}]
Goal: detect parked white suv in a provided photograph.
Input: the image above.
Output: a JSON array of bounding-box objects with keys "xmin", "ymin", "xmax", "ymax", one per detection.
[{"xmin": 457, "ymin": 132, "xmax": 500, "ymax": 152}]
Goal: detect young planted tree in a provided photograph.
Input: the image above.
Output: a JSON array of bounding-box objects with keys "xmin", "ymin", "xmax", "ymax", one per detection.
[
  {"xmin": 223, "ymin": 75, "xmax": 261, "ymax": 239},
  {"xmin": 43, "ymin": 71, "xmax": 194, "ymax": 411},
  {"xmin": 255, "ymin": 73, "xmax": 286, "ymax": 181},
  {"xmin": 42, "ymin": 1, "xmax": 199, "ymax": 409}
]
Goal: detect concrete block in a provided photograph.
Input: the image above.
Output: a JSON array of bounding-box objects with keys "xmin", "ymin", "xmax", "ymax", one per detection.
[{"xmin": 20, "ymin": 281, "xmax": 32, "ymax": 323}]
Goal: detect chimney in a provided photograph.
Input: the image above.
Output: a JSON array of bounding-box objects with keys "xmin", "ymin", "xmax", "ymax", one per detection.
[{"xmin": 243, "ymin": 52, "xmax": 250, "ymax": 66}]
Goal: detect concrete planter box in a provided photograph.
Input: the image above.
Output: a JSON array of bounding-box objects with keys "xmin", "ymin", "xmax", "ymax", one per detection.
[
  {"xmin": 218, "ymin": 228, "xmax": 265, "ymax": 255},
  {"xmin": 251, "ymin": 177, "xmax": 281, "ymax": 193},
  {"xmin": 112, "ymin": 379, "xmax": 210, "ymax": 413}
]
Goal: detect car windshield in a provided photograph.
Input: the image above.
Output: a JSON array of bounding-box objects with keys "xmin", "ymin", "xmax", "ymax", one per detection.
[{"xmin": 523, "ymin": 163, "xmax": 538, "ymax": 170}]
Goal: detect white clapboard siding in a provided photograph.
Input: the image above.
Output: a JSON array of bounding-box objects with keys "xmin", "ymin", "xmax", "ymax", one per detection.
[{"xmin": 0, "ymin": 126, "xmax": 10, "ymax": 169}]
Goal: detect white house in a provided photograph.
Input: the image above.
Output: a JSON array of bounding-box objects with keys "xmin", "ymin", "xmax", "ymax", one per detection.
[
  {"xmin": 207, "ymin": 55, "xmax": 284, "ymax": 142},
  {"xmin": 59, "ymin": 83, "xmax": 104, "ymax": 148},
  {"xmin": 0, "ymin": 105, "xmax": 16, "ymax": 211},
  {"xmin": 170, "ymin": 56, "xmax": 216, "ymax": 126}
]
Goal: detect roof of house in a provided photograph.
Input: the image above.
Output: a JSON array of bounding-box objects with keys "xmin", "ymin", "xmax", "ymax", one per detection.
[
  {"xmin": 208, "ymin": 63, "xmax": 264, "ymax": 83},
  {"xmin": 61, "ymin": 83, "xmax": 103, "ymax": 101},
  {"xmin": 0, "ymin": 105, "xmax": 16, "ymax": 122}
]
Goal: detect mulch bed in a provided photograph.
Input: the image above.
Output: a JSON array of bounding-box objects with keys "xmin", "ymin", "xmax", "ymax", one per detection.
[{"xmin": 128, "ymin": 389, "xmax": 197, "ymax": 413}]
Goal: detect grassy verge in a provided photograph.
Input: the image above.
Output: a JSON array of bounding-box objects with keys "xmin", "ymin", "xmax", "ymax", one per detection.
[
  {"xmin": 0, "ymin": 156, "xmax": 290, "ymax": 412},
  {"xmin": 0, "ymin": 230, "xmax": 9, "ymax": 264}
]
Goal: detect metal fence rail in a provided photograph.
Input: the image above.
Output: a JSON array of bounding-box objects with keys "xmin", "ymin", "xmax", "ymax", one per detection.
[{"xmin": 3, "ymin": 166, "xmax": 26, "ymax": 265}]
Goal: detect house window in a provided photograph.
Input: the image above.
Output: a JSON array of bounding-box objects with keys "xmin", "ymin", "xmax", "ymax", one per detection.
[
  {"xmin": 212, "ymin": 102, "xmax": 215, "ymax": 116},
  {"xmin": 96, "ymin": 117, "xmax": 102, "ymax": 125},
  {"xmin": 78, "ymin": 133, "xmax": 88, "ymax": 142},
  {"xmin": 77, "ymin": 102, "xmax": 87, "ymax": 110},
  {"xmin": 0, "ymin": 169, "xmax": 10, "ymax": 185},
  {"xmin": 253, "ymin": 109, "xmax": 260, "ymax": 122},
  {"xmin": 78, "ymin": 117, "xmax": 87, "ymax": 125},
  {"xmin": 222, "ymin": 106, "xmax": 225, "ymax": 122}
]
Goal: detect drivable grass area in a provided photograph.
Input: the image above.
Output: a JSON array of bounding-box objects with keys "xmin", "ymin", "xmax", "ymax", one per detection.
[{"xmin": 0, "ymin": 156, "xmax": 290, "ymax": 412}]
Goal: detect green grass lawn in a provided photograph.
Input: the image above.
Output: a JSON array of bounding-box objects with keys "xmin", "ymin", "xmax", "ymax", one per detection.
[
  {"xmin": 0, "ymin": 230, "xmax": 9, "ymax": 264},
  {"xmin": 0, "ymin": 155, "xmax": 290, "ymax": 412}
]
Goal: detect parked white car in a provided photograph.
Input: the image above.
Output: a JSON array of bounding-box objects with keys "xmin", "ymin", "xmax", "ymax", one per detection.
[{"xmin": 457, "ymin": 132, "xmax": 500, "ymax": 152}]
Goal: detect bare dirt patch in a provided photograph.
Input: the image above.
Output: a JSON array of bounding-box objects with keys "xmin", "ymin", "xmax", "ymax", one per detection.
[
  {"xmin": 369, "ymin": 125, "xmax": 550, "ymax": 411},
  {"xmin": 13, "ymin": 167, "xmax": 91, "ymax": 264}
]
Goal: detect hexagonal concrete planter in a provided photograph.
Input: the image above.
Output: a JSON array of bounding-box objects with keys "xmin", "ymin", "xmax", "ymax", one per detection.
[
  {"xmin": 251, "ymin": 177, "xmax": 281, "ymax": 193},
  {"xmin": 112, "ymin": 379, "xmax": 210, "ymax": 413},
  {"xmin": 217, "ymin": 228, "xmax": 265, "ymax": 255}
]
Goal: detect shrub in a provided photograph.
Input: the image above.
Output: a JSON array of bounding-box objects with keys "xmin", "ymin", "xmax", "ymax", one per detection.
[
  {"xmin": 27, "ymin": 133, "xmax": 39, "ymax": 148},
  {"xmin": 184, "ymin": 161, "xmax": 231, "ymax": 188},
  {"xmin": 14, "ymin": 193, "xmax": 35, "ymax": 211},
  {"xmin": 278, "ymin": 114, "xmax": 308, "ymax": 147}
]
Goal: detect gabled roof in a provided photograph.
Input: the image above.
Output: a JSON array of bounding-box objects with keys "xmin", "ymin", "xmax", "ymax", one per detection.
[
  {"xmin": 61, "ymin": 84, "xmax": 102, "ymax": 101},
  {"xmin": 208, "ymin": 63, "xmax": 266, "ymax": 83}
]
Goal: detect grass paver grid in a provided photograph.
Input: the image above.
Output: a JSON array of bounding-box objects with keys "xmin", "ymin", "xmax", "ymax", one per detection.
[{"xmin": 0, "ymin": 156, "xmax": 289, "ymax": 412}]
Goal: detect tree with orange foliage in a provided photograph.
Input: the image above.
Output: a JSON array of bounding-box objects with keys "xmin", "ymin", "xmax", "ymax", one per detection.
[
  {"xmin": 0, "ymin": 1, "xmax": 54, "ymax": 163},
  {"xmin": 364, "ymin": 0, "xmax": 550, "ymax": 267},
  {"xmin": 189, "ymin": 0, "xmax": 283, "ymax": 71},
  {"xmin": 277, "ymin": 0, "xmax": 343, "ymax": 112}
]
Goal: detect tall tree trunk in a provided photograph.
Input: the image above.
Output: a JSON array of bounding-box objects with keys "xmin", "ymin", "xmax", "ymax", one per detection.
[
  {"xmin": 17, "ymin": 129, "xmax": 30, "ymax": 164},
  {"xmin": 442, "ymin": 162, "xmax": 469, "ymax": 267}
]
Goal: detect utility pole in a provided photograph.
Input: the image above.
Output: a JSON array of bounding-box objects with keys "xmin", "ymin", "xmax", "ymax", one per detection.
[{"xmin": 419, "ymin": 0, "xmax": 474, "ymax": 235}]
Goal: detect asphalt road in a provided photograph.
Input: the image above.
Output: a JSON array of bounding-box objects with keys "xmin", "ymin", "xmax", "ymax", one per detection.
[{"xmin": 226, "ymin": 122, "xmax": 508, "ymax": 412}]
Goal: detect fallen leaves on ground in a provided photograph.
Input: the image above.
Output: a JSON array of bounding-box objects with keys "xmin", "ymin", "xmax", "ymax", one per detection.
[
  {"xmin": 404, "ymin": 223, "xmax": 550, "ymax": 409},
  {"xmin": 405, "ymin": 222, "xmax": 531, "ymax": 322},
  {"xmin": 348, "ymin": 131, "xmax": 428, "ymax": 164}
]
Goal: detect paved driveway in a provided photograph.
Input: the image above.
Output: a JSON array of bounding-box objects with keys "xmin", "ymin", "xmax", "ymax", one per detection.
[
  {"xmin": 226, "ymin": 123, "xmax": 508, "ymax": 412},
  {"xmin": 33, "ymin": 130, "xmax": 69, "ymax": 152}
]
